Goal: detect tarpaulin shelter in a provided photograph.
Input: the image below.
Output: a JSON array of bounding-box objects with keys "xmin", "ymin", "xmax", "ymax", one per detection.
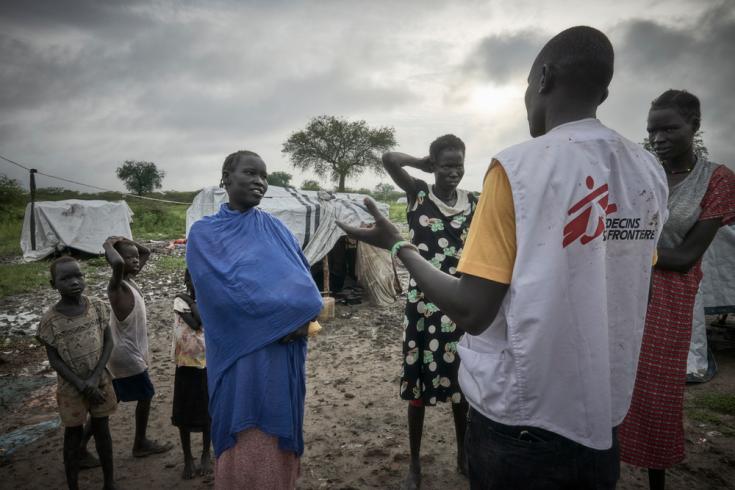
[
  {"xmin": 186, "ymin": 186, "xmax": 399, "ymax": 305},
  {"xmin": 20, "ymin": 200, "xmax": 134, "ymax": 261},
  {"xmin": 687, "ymin": 224, "xmax": 735, "ymax": 379}
]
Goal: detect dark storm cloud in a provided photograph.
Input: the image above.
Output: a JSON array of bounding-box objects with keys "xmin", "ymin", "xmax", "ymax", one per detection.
[
  {"xmin": 610, "ymin": 2, "xmax": 735, "ymax": 164},
  {"xmin": 0, "ymin": 0, "xmax": 423, "ymax": 190},
  {"xmin": 462, "ymin": 30, "xmax": 545, "ymax": 83},
  {"xmin": 0, "ymin": 0, "xmax": 155, "ymax": 38},
  {"xmin": 0, "ymin": 1, "xmax": 417, "ymax": 139}
]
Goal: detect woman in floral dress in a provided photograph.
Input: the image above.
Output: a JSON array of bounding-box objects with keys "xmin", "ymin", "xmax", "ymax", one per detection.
[
  {"xmin": 619, "ymin": 90, "xmax": 735, "ymax": 490},
  {"xmin": 382, "ymin": 134, "xmax": 476, "ymax": 489}
]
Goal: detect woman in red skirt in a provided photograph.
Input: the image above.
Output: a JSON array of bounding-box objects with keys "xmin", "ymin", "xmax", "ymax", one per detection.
[{"xmin": 619, "ymin": 90, "xmax": 735, "ymax": 489}]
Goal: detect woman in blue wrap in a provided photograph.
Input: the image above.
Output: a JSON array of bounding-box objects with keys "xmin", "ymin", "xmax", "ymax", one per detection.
[{"xmin": 186, "ymin": 150, "xmax": 323, "ymax": 489}]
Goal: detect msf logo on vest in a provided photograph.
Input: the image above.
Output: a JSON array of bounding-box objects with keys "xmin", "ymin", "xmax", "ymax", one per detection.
[{"xmin": 563, "ymin": 176, "xmax": 617, "ymax": 248}]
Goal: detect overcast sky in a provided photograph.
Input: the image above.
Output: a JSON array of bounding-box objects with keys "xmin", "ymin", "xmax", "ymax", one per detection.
[{"xmin": 1, "ymin": 0, "xmax": 733, "ymax": 195}]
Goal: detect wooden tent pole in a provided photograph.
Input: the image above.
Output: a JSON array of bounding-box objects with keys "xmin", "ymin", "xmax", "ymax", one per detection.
[
  {"xmin": 322, "ymin": 255, "xmax": 330, "ymax": 296},
  {"xmin": 29, "ymin": 169, "xmax": 37, "ymax": 251}
]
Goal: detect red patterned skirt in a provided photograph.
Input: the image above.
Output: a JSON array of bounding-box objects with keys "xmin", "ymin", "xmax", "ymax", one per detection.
[{"xmin": 619, "ymin": 266, "xmax": 702, "ymax": 468}]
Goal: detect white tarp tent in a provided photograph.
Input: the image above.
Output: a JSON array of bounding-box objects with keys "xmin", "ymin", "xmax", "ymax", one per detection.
[
  {"xmin": 701, "ymin": 224, "xmax": 735, "ymax": 313},
  {"xmin": 687, "ymin": 224, "xmax": 735, "ymax": 379},
  {"xmin": 21, "ymin": 200, "xmax": 134, "ymax": 261},
  {"xmin": 186, "ymin": 186, "xmax": 389, "ymax": 266}
]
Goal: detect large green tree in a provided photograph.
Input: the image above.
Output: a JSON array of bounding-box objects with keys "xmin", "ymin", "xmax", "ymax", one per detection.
[
  {"xmin": 267, "ymin": 171, "xmax": 293, "ymax": 187},
  {"xmin": 0, "ymin": 174, "xmax": 25, "ymax": 208},
  {"xmin": 373, "ymin": 182, "xmax": 396, "ymax": 202},
  {"xmin": 116, "ymin": 160, "xmax": 165, "ymax": 195},
  {"xmin": 282, "ymin": 115, "xmax": 396, "ymax": 192}
]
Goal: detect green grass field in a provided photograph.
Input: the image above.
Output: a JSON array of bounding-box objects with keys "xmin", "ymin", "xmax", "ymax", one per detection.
[
  {"xmin": 389, "ymin": 202, "xmax": 407, "ymax": 223},
  {"xmin": 0, "ymin": 261, "xmax": 52, "ymax": 297}
]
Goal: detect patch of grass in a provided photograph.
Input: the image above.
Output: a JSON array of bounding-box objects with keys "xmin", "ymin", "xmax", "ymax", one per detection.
[
  {"xmin": 128, "ymin": 201, "xmax": 187, "ymax": 240},
  {"xmin": 0, "ymin": 214, "xmax": 23, "ymax": 257},
  {"xmin": 0, "ymin": 256, "xmax": 110, "ymax": 299},
  {"xmin": 0, "ymin": 261, "xmax": 51, "ymax": 297},
  {"xmin": 389, "ymin": 202, "xmax": 407, "ymax": 224},
  {"xmin": 85, "ymin": 257, "xmax": 108, "ymax": 268},
  {"xmin": 693, "ymin": 393, "xmax": 735, "ymax": 415},
  {"xmin": 154, "ymin": 255, "xmax": 186, "ymax": 273},
  {"xmin": 687, "ymin": 408, "xmax": 723, "ymax": 426}
]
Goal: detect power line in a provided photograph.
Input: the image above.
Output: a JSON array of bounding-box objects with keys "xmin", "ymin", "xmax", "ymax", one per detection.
[
  {"xmin": 36, "ymin": 170, "xmax": 113, "ymax": 193},
  {"xmin": 0, "ymin": 153, "xmax": 191, "ymax": 205},
  {"xmin": 0, "ymin": 154, "xmax": 31, "ymax": 171}
]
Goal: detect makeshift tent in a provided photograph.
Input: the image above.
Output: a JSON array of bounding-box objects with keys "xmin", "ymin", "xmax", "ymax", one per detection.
[
  {"xmin": 701, "ymin": 224, "xmax": 735, "ymax": 314},
  {"xmin": 687, "ymin": 224, "xmax": 735, "ymax": 380},
  {"xmin": 21, "ymin": 200, "xmax": 134, "ymax": 261},
  {"xmin": 186, "ymin": 186, "xmax": 399, "ymax": 305},
  {"xmin": 187, "ymin": 186, "xmax": 389, "ymax": 265}
]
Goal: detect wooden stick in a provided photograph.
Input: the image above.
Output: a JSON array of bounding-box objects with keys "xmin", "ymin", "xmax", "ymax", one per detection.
[{"xmin": 322, "ymin": 256, "xmax": 330, "ymax": 296}]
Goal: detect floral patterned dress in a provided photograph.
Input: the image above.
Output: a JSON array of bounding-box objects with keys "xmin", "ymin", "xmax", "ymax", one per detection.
[{"xmin": 400, "ymin": 179, "xmax": 477, "ymax": 405}]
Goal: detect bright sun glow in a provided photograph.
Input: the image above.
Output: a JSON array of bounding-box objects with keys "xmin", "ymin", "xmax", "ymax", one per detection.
[{"xmin": 466, "ymin": 84, "xmax": 523, "ymax": 114}]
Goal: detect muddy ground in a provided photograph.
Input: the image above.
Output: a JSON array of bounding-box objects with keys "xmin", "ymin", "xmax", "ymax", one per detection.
[{"xmin": 1, "ymin": 251, "xmax": 734, "ymax": 489}]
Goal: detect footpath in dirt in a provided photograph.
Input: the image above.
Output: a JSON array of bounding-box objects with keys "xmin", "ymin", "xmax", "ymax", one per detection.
[{"xmin": 1, "ymin": 249, "xmax": 734, "ymax": 489}]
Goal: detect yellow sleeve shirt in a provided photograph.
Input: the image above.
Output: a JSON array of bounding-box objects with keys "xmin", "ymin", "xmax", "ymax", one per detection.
[{"xmin": 457, "ymin": 161, "xmax": 516, "ymax": 285}]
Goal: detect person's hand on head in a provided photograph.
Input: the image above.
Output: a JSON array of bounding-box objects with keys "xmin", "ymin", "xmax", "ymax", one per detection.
[
  {"xmin": 337, "ymin": 197, "xmax": 403, "ymax": 250},
  {"xmin": 416, "ymin": 156, "xmax": 434, "ymax": 173}
]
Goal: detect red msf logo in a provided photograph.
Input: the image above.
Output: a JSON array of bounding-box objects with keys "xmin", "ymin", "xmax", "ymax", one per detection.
[{"xmin": 563, "ymin": 176, "xmax": 618, "ymax": 248}]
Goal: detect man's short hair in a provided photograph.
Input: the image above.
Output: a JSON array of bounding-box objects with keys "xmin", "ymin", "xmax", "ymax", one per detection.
[
  {"xmin": 221, "ymin": 150, "xmax": 261, "ymax": 187},
  {"xmin": 535, "ymin": 26, "xmax": 614, "ymax": 98},
  {"xmin": 429, "ymin": 134, "xmax": 466, "ymax": 161},
  {"xmin": 49, "ymin": 256, "xmax": 78, "ymax": 281},
  {"xmin": 650, "ymin": 90, "xmax": 701, "ymax": 124}
]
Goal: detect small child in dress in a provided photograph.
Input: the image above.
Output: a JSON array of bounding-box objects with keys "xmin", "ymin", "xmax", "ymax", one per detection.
[
  {"xmin": 171, "ymin": 269, "xmax": 212, "ymax": 479},
  {"xmin": 36, "ymin": 256, "xmax": 117, "ymax": 490}
]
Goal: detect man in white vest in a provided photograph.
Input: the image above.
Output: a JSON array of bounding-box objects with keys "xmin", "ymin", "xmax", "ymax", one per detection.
[{"xmin": 339, "ymin": 26, "xmax": 668, "ymax": 489}]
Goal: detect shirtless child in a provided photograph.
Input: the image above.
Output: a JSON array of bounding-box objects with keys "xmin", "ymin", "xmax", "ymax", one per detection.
[
  {"xmin": 37, "ymin": 256, "xmax": 116, "ymax": 489},
  {"xmin": 103, "ymin": 236, "xmax": 172, "ymax": 457}
]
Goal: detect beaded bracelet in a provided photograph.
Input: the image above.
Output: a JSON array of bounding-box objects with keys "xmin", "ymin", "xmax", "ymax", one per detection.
[{"xmin": 390, "ymin": 240, "xmax": 418, "ymax": 257}]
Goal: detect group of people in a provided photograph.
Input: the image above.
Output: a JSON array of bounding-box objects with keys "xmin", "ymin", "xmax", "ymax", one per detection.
[
  {"xmin": 37, "ymin": 24, "xmax": 734, "ymax": 490},
  {"xmin": 38, "ymin": 236, "xmax": 212, "ymax": 489}
]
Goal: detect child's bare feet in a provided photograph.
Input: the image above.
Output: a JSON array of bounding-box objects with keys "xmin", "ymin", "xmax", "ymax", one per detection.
[
  {"xmin": 182, "ymin": 457, "xmax": 196, "ymax": 480},
  {"xmin": 199, "ymin": 454, "xmax": 213, "ymax": 476},
  {"xmin": 79, "ymin": 448, "xmax": 101, "ymax": 469},
  {"xmin": 403, "ymin": 467, "xmax": 421, "ymax": 490},
  {"xmin": 132, "ymin": 439, "xmax": 173, "ymax": 458}
]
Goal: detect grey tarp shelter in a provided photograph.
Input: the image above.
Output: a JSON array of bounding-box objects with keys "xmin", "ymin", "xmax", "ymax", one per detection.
[
  {"xmin": 20, "ymin": 200, "xmax": 134, "ymax": 261},
  {"xmin": 688, "ymin": 224, "xmax": 735, "ymax": 377}
]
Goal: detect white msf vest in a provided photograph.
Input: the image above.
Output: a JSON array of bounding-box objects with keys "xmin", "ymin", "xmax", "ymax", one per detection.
[{"xmin": 458, "ymin": 119, "xmax": 668, "ymax": 450}]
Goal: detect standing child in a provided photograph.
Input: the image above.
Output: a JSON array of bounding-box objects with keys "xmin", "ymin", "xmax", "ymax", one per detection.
[
  {"xmin": 37, "ymin": 256, "xmax": 117, "ymax": 490},
  {"xmin": 103, "ymin": 236, "xmax": 172, "ymax": 457},
  {"xmin": 171, "ymin": 269, "xmax": 212, "ymax": 479}
]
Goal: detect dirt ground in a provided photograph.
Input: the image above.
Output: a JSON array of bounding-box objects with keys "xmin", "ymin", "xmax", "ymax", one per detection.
[{"xmin": 1, "ymin": 255, "xmax": 734, "ymax": 489}]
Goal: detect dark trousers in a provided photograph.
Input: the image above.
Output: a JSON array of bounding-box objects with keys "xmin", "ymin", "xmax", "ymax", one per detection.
[{"xmin": 465, "ymin": 407, "xmax": 620, "ymax": 490}]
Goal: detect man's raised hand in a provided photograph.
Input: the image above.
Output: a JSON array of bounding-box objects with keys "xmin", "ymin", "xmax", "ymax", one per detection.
[{"xmin": 337, "ymin": 197, "xmax": 403, "ymax": 250}]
